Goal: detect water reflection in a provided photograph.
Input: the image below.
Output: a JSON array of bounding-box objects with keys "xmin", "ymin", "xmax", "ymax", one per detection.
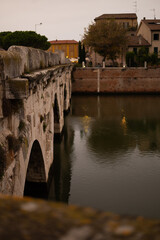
[
  {"xmin": 49, "ymin": 95, "xmax": 160, "ymax": 219},
  {"xmin": 48, "ymin": 122, "xmax": 74, "ymax": 203}
]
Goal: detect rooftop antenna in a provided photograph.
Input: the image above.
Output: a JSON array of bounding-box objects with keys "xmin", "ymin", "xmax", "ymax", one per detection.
[
  {"xmin": 133, "ymin": 0, "xmax": 137, "ymax": 13},
  {"xmin": 150, "ymin": 8, "xmax": 156, "ymax": 19}
]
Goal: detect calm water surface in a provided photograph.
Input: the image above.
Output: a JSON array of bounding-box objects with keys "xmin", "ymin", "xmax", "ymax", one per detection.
[{"xmin": 49, "ymin": 95, "xmax": 160, "ymax": 219}]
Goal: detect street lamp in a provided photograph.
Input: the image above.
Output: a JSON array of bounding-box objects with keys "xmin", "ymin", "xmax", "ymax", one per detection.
[{"xmin": 35, "ymin": 22, "xmax": 42, "ymax": 33}]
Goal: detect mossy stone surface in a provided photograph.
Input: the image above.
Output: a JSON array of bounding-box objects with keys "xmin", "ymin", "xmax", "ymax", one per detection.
[{"xmin": 0, "ymin": 195, "xmax": 160, "ymax": 240}]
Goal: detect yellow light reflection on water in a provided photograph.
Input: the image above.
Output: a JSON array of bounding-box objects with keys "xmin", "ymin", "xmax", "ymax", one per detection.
[
  {"xmin": 81, "ymin": 115, "xmax": 91, "ymax": 134},
  {"xmin": 121, "ymin": 115, "xmax": 127, "ymax": 135}
]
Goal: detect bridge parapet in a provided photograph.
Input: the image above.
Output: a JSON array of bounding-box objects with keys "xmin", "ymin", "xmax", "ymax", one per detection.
[
  {"xmin": 0, "ymin": 46, "xmax": 71, "ymax": 114},
  {"xmin": 0, "ymin": 46, "xmax": 67, "ymax": 80},
  {"xmin": 0, "ymin": 46, "xmax": 73, "ymax": 196}
]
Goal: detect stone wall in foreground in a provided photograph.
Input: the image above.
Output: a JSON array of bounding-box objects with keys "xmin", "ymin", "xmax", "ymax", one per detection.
[
  {"xmin": 0, "ymin": 195, "xmax": 159, "ymax": 240},
  {"xmin": 72, "ymin": 67, "xmax": 160, "ymax": 93}
]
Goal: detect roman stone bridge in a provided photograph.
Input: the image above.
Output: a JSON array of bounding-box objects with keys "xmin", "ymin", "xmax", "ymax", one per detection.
[{"xmin": 0, "ymin": 46, "xmax": 73, "ymax": 196}]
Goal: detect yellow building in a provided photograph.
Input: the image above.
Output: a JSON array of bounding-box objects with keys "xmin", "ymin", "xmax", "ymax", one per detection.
[
  {"xmin": 48, "ymin": 40, "xmax": 78, "ymax": 60},
  {"xmin": 94, "ymin": 13, "xmax": 138, "ymax": 30}
]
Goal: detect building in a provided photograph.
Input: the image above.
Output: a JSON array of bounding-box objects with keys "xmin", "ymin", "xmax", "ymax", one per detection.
[
  {"xmin": 48, "ymin": 40, "xmax": 79, "ymax": 61},
  {"xmin": 88, "ymin": 13, "xmax": 138, "ymax": 67},
  {"xmin": 127, "ymin": 35, "xmax": 151, "ymax": 54},
  {"xmin": 137, "ymin": 18, "xmax": 160, "ymax": 56},
  {"xmin": 94, "ymin": 13, "xmax": 138, "ymax": 31}
]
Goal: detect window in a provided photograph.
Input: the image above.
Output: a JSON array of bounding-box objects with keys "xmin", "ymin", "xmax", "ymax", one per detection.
[
  {"xmin": 133, "ymin": 48, "xmax": 137, "ymax": 54},
  {"xmin": 153, "ymin": 34, "xmax": 159, "ymax": 40},
  {"xmin": 123, "ymin": 22, "xmax": 129, "ymax": 29},
  {"xmin": 154, "ymin": 47, "xmax": 158, "ymax": 54}
]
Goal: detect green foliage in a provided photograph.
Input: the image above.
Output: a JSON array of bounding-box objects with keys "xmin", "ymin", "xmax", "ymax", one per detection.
[
  {"xmin": 83, "ymin": 20, "xmax": 127, "ymax": 64},
  {"xmin": 78, "ymin": 41, "xmax": 82, "ymax": 64},
  {"xmin": 126, "ymin": 52, "xmax": 137, "ymax": 67},
  {"xmin": 126, "ymin": 47, "xmax": 159, "ymax": 67},
  {"xmin": 0, "ymin": 31, "xmax": 11, "ymax": 48},
  {"xmin": 78, "ymin": 41, "xmax": 86, "ymax": 64},
  {"xmin": 0, "ymin": 31, "xmax": 50, "ymax": 50},
  {"xmin": 74, "ymin": 62, "xmax": 83, "ymax": 68},
  {"xmin": 136, "ymin": 47, "xmax": 149, "ymax": 67},
  {"xmin": 149, "ymin": 53, "xmax": 159, "ymax": 66}
]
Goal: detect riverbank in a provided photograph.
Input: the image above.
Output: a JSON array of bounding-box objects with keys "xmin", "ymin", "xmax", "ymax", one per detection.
[{"xmin": 72, "ymin": 67, "xmax": 160, "ymax": 94}]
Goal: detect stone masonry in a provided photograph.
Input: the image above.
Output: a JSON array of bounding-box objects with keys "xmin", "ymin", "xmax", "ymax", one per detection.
[
  {"xmin": 0, "ymin": 46, "xmax": 73, "ymax": 196},
  {"xmin": 0, "ymin": 195, "xmax": 160, "ymax": 240},
  {"xmin": 72, "ymin": 67, "xmax": 160, "ymax": 93}
]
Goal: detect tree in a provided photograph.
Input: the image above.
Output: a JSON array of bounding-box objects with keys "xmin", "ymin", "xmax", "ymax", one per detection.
[
  {"xmin": 136, "ymin": 47, "xmax": 149, "ymax": 66},
  {"xmin": 78, "ymin": 41, "xmax": 82, "ymax": 64},
  {"xmin": 78, "ymin": 41, "xmax": 86, "ymax": 64},
  {"xmin": 148, "ymin": 53, "xmax": 159, "ymax": 66},
  {"xmin": 83, "ymin": 20, "xmax": 127, "ymax": 65},
  {"xmin": 126, "ymin": 52, "xmax": 137, "ymax": 67},
  {"xmin": 0, "ymin": 31, "xmax": 11, "ymax": 48},
  {"xmin": 0, "ymin": 31, "xmax": 50, "ymax": 50}
]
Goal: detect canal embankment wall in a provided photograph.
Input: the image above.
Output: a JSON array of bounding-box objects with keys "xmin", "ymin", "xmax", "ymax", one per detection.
[{"xmin": 72, "ymin": 67, "xmax": 160, "ymax": 93}]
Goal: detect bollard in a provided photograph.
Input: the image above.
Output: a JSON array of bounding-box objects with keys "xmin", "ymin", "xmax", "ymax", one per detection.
[{"xmin": 144, "ymin": 61, "xmax": 147, "ymax": 69}]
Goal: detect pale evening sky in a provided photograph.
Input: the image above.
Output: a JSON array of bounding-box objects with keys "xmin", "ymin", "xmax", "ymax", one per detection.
[{"xmin": 1, "ymin": 0, "xmax": 160, "ymax": 42}]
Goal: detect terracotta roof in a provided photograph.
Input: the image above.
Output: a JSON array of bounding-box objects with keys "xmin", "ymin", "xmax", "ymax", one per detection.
[
  {"xmin": 142, "ymin": 19, "xmax": 160, "ymax": 31},
  {"xmin": 127, "ymin": 35, "xmax": 151, "ymax": 47},
  {"xmin": 95, "ymin": 13, "xmax": 137, "ymax": 21},
  {"xmin": 49, "ymin": 40, "xmax": 78, "ymax": 44}
]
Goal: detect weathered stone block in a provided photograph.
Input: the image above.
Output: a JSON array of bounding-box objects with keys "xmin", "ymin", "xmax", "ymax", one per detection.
[
  {"xmin": 5, "ymin": 78, "xmax": 29, "ymax": 99},
  {"xmin": 0, "ymin": 50, "xmax": 22, "ymax": 79},
  {"xmin": 0, "ymin": 46, "xmax": 65, "ymax": 81},
  {"xmin": 0, "ymin": 84, "xmax": 3, "ymax": 118}
]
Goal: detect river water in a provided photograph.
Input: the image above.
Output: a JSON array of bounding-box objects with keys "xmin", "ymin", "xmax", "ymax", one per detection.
[{"xmin": 48, "ymin": 95, "xmax": 160, "ymax": 219}]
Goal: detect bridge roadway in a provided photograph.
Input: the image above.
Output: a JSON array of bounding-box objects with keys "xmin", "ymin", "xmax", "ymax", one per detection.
[{"xmin": 0, "ymin": 46, "xmax": 73, "ymax": 196}]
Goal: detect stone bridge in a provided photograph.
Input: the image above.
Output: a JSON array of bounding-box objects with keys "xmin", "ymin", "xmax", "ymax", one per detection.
[{"xmin": 0, "ymin": 46, "xmax": 73, "ymax": 196}]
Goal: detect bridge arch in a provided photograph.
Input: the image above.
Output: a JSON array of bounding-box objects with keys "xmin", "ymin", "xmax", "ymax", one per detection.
[{"xmin": 24, "ymin": 140, "xmax": 47, "ymax": 198}]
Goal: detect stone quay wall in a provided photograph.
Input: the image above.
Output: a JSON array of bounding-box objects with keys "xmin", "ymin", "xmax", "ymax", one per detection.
[{"xmin": 72, "ymin": 67, "xmax": 160, "ymax": 94}]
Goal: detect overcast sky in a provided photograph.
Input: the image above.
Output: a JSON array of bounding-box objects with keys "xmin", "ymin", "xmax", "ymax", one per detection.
[{"xmin": 1, "ymin": 0, "xmax": 160, "ymax": 42}]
